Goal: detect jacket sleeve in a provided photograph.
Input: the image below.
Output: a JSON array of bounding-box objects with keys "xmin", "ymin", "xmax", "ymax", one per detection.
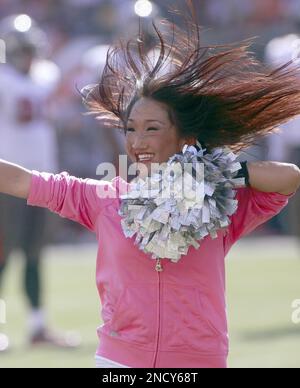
[
  {"xmin": 27, "ymin": 171, "xmax": 117, "ymax": 232},
  {"xmin": 224, "ymin": 187, "xmax": 294, "ymax": 253}
]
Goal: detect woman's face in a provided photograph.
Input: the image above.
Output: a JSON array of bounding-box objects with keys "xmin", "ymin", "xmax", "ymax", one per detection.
[{"xmin": 125, "ymin": 98, "xmax": 194, "ymax": 172}]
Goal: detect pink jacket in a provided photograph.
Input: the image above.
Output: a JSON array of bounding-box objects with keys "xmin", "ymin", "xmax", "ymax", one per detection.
[{"xmin": 27, "ymin": 171, "xmax": 292, "ymax": 368}]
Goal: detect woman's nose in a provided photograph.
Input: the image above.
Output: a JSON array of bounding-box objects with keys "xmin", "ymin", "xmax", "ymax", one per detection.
[{"xmin": 131, "ymin": 134, "xmax": 147, "ymax": 150}]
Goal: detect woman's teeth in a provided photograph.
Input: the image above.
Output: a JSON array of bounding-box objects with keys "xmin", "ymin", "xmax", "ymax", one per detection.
[{"xmin": 137, "ymin": 154, "xmax": 154, "ymax": 162}]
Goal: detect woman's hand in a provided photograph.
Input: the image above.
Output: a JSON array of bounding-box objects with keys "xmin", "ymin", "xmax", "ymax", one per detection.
[
  {"xmin": 247, "ymin": 161, "xmax": 300, "ymax": 195},
  {"xmin": 0, "ymin": 159, "xmax": 32, "ymax": 199}
]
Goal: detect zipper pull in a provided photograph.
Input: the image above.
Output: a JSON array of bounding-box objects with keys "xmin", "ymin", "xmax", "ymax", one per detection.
[{"xmin": 155, "ymin": 259, "xmax": 163, "ymax": 272}]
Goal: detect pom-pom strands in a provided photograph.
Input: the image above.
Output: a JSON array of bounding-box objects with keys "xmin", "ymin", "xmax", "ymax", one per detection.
[{"xmin": 119, "ymin": 145, "xmax": 244, "ymax": 262}]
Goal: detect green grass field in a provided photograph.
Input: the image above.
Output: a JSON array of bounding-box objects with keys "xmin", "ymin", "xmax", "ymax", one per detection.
[{"xmin": 0, "ymin": 237, "xmax": 300, "ymax": 368}]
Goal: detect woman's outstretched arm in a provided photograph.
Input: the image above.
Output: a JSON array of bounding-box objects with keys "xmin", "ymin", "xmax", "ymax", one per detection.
[
  {"xmin": 0, "ymin": 159, "xmax": 32, "ymax": 199},
  {"xmin": 248, "ymin": 161, "xmax": 300, "ymax": 195}
]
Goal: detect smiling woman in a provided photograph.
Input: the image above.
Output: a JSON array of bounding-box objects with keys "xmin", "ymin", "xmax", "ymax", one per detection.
[
  {"xmin": 125, "ymin": 98, "xmax": 195, "ymax": 169},
  {"xmin": 1, "ymin": 0, "xmax": 300, "ymax": 369}
]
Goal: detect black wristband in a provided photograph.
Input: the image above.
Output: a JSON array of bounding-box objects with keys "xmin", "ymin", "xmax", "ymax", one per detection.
[{"xmin": 236, "ymin": 161, "xmax": 250, "ymax": 187}]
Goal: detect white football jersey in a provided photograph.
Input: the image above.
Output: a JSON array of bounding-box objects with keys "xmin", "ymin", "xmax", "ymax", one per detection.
[{"xmin": 0, "ymin": 63, "xmax": 58, "ymax": 172}]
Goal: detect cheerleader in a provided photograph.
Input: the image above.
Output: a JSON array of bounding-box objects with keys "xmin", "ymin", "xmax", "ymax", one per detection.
[{"xmin": 0, "ymin": 3, "xmax": 300, "ymax": 367}]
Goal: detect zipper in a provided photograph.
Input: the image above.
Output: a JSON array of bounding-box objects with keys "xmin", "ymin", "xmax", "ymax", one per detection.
[
  {"xmin": 155, "ymin": 258, "xmax": 163, "ymax": 272},
  {"xmin": 153, "ymin": 261, "xmax": 162, "ymax": 367}
]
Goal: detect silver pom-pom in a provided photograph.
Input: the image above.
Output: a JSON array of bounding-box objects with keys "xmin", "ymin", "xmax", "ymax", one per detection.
[{"xmin": 119, "ymin": 144, "xmax": 244, "ymax": 263}]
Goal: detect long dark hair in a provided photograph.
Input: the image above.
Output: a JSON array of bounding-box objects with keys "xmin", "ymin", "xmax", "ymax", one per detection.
[{"xmin": 82, "ymin": 2, "xmax": 300, "ymax": 152}]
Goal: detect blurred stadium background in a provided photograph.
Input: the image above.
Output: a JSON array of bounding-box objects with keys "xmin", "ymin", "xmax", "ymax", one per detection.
[{"xmin": 0, "ymin": 0, "xmax": 300, "ymax": 368}]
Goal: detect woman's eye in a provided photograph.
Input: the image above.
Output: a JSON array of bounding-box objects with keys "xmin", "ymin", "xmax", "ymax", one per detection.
[{"xmin": 126, "ymin": 127, "xmax": 158, "ymax": 133}]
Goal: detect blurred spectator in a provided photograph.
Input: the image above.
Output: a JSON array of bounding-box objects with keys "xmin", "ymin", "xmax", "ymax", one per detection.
[
  {"xmin": 49, "ymin": 41, "xmax": 125, "ymax": 242},
  {"xmin": 52, "ymin": 40, "xmax": 125, "ymax": 178}
]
